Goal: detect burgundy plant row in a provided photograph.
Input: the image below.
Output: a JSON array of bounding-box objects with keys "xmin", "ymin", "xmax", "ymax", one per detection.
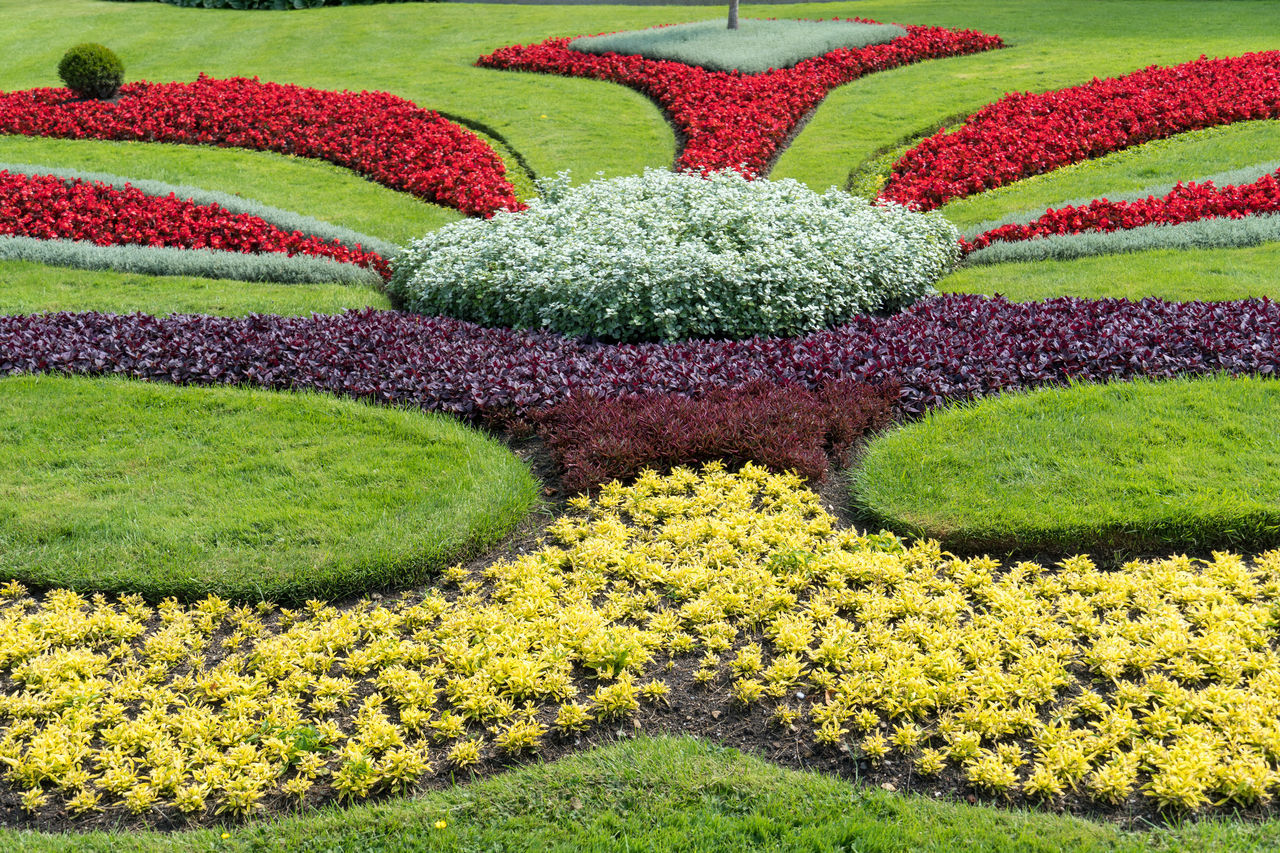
[
  {"xmin": 3, "ymin": 295, "xmax": 1277, "ymax": 422},
  {"xmin": 536, "ymin": 378, "xmax": 899, "ymax": 492}
]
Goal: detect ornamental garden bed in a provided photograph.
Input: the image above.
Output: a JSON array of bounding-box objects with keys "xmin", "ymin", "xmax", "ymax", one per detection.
[{"xmin": 3, "ymin": 1, "xmax": 1280, "ymax": 848}]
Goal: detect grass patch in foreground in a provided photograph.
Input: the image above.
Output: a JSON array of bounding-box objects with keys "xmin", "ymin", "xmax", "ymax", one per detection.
[
  {"xmin": 569, "ymin": 18, "xmax": 906, "ymax": 74},
  {"xmin": 853, "ymin": 375, "xmax": 1280, "ymax": 555},
  {"xmin": 940, "ymin": 242, "xmax": 1280, "ymax": 302},
  {"xmin": 0, "ymin": 374, "xmax": 537, "ymax": 601},
  {"xmin": 2, "ymin": 736, "xmax": 1274, "ymax": 852},
  {"xmin": 0, "ymin": 259, "xmax": 391, "ymax": 316}
]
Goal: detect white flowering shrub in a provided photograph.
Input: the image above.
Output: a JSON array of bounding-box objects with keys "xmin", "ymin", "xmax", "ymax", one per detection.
[{"xmin": 389, "ymin": 169, "xmax": 959, "ymax": 342}]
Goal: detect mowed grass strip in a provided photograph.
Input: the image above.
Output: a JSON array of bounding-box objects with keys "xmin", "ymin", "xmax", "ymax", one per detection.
[
  {"xmin": 0, "ymin": 374, "xmax": 538, "ymax": 602},
  {"xmin": 0, "ymin": 136, "xmax": 460, "ymax": 246},
  {"xmin": 0, "ymin": 259, "xmax": 392, "ymax": 317},
  {"xmin": 0, "ymin": 736, "xmax": 1270, "ymax": 853},
  {"xmin": 938, "ymin": 122, "xmax": 1280, "ymax": 230},
  {"xmin": 852, "ymin": 375, "xmax": 1280, "ymax": 555},
  {"xmin": 940, "ymin": 242, "xmax": 1280, "ymax": 302}
]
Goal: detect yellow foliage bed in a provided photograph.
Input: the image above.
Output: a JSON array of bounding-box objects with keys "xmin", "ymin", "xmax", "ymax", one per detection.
[{"xmin": 2, "ymin": 463, "xmax": 1279, "ymax": 819}]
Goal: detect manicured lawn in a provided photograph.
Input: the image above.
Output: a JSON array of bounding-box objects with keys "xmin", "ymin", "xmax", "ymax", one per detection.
[
  {"xmin": 3, "ymin": 0, "xmax": 1280, "ymax": 846},
  {"xmin": 0, "ymin": 259, "xmax": 392, "ymax": 315},
  {"xmin": 852, "ymin": 375, "xmax": 1280, "ymax": 555},
  {"xmin": 938, "ymin": 122, "xmax": 1280, "ymax": 231},
  {"xmin": 0, "ymin": 374, "xmax": 537, "ymax": 601},
  {"xmin": 0, "ymin": 136, "xmax": 459, "ymax": 245},
  {"xmin": 942, "ymin": 243, "xmax": 1280, "ymax": 302}
]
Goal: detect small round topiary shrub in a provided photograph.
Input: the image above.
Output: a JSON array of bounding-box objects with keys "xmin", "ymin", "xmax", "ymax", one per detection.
[
  {"xmin": 389, "ymin": 169, "xmax": 960, "ymax": 343},
  {"xmin": 57, "ymin": 43, "xmax": 124, "ymax": 100}
]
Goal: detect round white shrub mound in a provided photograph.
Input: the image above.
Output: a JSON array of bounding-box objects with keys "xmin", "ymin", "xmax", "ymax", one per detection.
[{"xmin": 389, "ymin": 169, "xmax": 960, "ymax": 342}]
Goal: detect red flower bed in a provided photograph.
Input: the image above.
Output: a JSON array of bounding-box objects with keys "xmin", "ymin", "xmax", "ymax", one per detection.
[
  {"xmin": 0, "ymin": 75, "xmax": 522, "ymax": 218},
  {"xmin": 883, "ymin": 52, "xmax": 1280, "ymax": 211},
  {"xmin": 478, "ymin": 20, "xmax": 1002, "ymax": 176},
  {"xmin": 0, "ymin": 170, "xmax": 390, "ymax": 277},
  {"xmin": 962, "ymin": 169, "xmax": 1280, "ymax": 252}
]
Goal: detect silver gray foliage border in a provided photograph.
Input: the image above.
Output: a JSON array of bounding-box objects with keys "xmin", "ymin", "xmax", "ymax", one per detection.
[
  {"xmin": 963, "ymin": 212, "xmax": 1280, "ymax": 266},
  {"xmin": 0, "ymin": 235, "xmax": 385, "ymax": 287}
]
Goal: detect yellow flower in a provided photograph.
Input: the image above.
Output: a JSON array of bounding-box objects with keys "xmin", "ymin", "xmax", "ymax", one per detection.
[{"xmin": 434, "ymin": 819, "xmax": 448, "ymax": 829}]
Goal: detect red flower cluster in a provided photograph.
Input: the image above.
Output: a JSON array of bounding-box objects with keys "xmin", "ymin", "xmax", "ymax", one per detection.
[
  {"xmin": 478, "ymin": 20, "xmax": 1002, "ymax": 176},
  {"xmin": 962, "ymin": 170, "xmax": 1280, "ymax": 252},
  {"xmin": 0, "ymin": 170, "xmax": 391, "ymax": 277},
  {"xmin": 0, "ymin": 76, "xmax": 522, "ymax": 218},
  {"xmin": 883, "ymin": 52, "xmax": 1280, "ymax": 210}
]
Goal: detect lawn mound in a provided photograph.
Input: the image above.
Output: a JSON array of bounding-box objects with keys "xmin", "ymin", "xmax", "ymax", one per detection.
[
  {"xmin": 0, "ymin": 374, "xmax": 537, "ymax": 601},
  {"xmin": 852, "ymin": 375, "xmax": 1280, "ymax": 555},
  {"xmin": 568, "ymin": 18, "xmax": 907, "ymax": 74}
]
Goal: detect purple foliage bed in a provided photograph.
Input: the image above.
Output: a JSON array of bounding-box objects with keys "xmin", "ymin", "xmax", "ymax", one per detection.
[{"xmin": 2, "ymin": 295, "xmax": 1277, "ymax": 422}]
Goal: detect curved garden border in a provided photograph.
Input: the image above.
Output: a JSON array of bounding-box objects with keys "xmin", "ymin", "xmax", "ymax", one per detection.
[
  {"xmin": 477, "ymin": 20, "xmax": 1003, "ymax": 176},
  {"xmin": 0, "ymin": 170, "xmax": 390, "ymax": 277},
  {"xmin": 961, "ymin": 168, "xmax": 1280, "ymax": 253},
  {"xmin": 882, "ymin": 51, "xmax": 1280, "ymax": 210},
  {"xmin": 0, "ymin": 161, "xmax": 398, "ymax": 258},
  {"xmin": 0, "ymin": 234, "xmax": 386, "ymax": 286},
  {"xmin": 0, "ymin": 75, "xmax": 523, "ymax": 217}
]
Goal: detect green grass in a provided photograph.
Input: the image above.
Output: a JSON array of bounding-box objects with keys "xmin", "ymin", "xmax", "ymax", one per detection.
[
  {"xmin": 1, "ymin": 736, "xmax": 1274, "ymax": 852},
  {"xmin": 0, "ymin": 374, "xmax": 538, "ymax": 601},
  {"xmin": 852, "ymin": 375, "xmax": 1280, "ymax": 556},
  {"xmin": 941, "ymin": 242, "xmax": 1280, "ymax": 302},
  {"xmin": 0, "ymin": 259, "xmax": 392, "ymax": 315},
  {"xmin": 0, "ymin": 136, "xmax": 457, "ymax": 245},
  {"xmin": 939, "ymin": 122, "xmax": 1280, "ymax": 230},
  {"xmin": 773, "ymin": 1, "xmax": 1280, "ymax": 193},
  {"xmin": 569, "ymin": 18, "xmax": 906, "ymax": 74},
  {"xmin": 0, "ymin": 0, "xmax": 683, "ymax": 185}
]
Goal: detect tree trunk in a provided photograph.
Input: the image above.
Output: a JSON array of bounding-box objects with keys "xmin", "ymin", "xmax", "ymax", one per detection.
[{"xmin": 728, "ymin": 0, "xmax": 739, "ymax": 30}]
